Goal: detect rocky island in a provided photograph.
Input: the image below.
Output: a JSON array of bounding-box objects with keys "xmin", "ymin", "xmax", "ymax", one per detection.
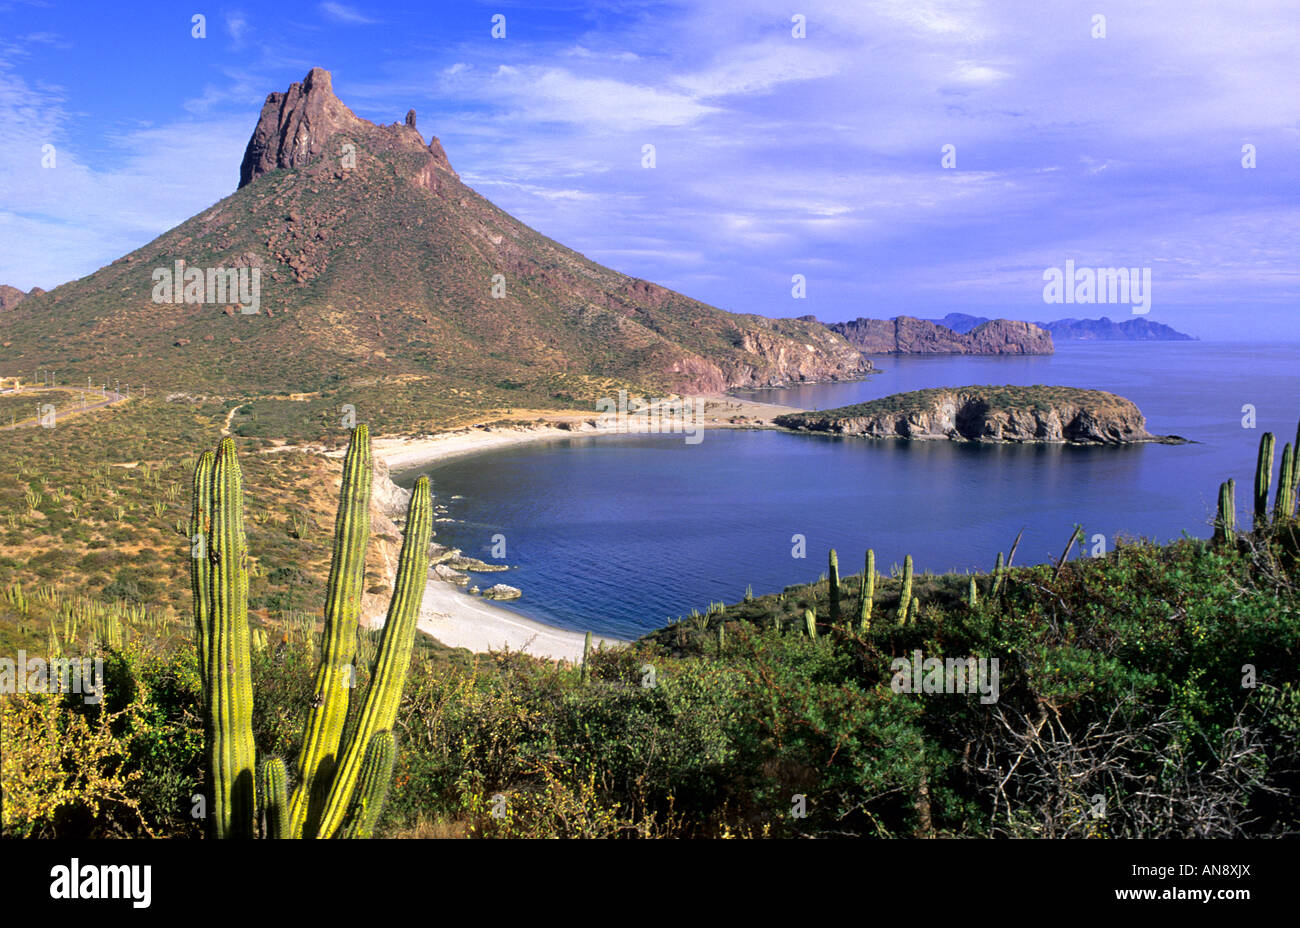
[{"xmin": 774, "ymin": 385, "xmax": 1180, "ymax": 444}]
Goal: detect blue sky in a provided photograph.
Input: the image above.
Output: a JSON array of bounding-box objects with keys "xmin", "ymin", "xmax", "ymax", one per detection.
[{"xmin": 2, "ymin": 0, "xmax": 1297, "ymax": 339}]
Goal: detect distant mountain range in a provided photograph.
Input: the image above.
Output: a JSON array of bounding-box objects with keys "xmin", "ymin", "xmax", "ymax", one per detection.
[{"xmin": 926, "ymin": 313, "xmax": 1196, "ymax": 341}]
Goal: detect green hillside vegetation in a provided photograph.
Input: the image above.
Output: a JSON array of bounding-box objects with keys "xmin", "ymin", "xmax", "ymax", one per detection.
[{"xmin": 4, "ymin": 423, "xmax": 1299, "ymax": 838}]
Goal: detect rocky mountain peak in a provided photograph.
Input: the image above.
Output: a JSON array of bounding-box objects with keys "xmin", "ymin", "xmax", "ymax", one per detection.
[
  {"xmin": 238, "ymin": 67, "xmax": 456, "ymax": 191},
  {"xmin": 0, "ymin": 284, "xmax": 27, "ymax": 312}
]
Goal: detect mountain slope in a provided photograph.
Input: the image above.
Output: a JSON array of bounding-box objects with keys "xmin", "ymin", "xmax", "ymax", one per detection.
[{"xmin": 1, "ymin": 68, "xmax": 868, "ymax": 407}]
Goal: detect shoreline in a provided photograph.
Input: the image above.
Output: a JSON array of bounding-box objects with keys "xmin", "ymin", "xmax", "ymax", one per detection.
[
  {"xmin": 373, "ymin": 395, "xmax": 804, "ymax": 476},
  {"xmin": 374, "ymin": 396, "xmax": 802, "ymax": 661},
  {"xmin": 417, "ymin": 578, "xmax": 619, "ymax": 663}
]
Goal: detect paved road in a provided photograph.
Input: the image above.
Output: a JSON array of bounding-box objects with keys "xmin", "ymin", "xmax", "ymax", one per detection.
[{"xmin": 2, "ymin": 387, "xmax": 127, "ymax": 429}]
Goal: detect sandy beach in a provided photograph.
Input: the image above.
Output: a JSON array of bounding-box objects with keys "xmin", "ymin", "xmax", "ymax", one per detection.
[
  {"xmin": 372, "ymin": 395, "xmax": 802, "ymax": 661},
  {"xmin": 417, "ymin": 579, "xmax": 619, "ymax": 663}
]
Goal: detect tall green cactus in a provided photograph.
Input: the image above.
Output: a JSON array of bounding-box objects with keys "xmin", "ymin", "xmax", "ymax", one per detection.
[
  {"xmin": 260, "ymin": 757, "xmax": 289, "ymax": 839},
  {"xmin": 992, "ymin": 551, "xmax": 1005, "ymax": 597},
  {"xmin": 908, "ymin": 595, "xmax": 919, "ymax": 625},
  {"xmin": 858, "ymin": 549, "xmax": 874, "ymax": 633},
  {"xmin": 288, "ymin": 426, "xmax": 373, "ymax": 838},
  {"xmin": 968, "ymin": 576, "xmax": 977, "ymax": 608},
  {"xmin": 896, "ymin": 555, "xmax": 913, "ymax": 626},
  {"xmin": 1276, "ymin": 443, "xmax": 1295, "ymax": 523},
  {"xmin": 804, "ymin": 608, "xmax": 817, "ymax": 640},
  {"xmin": 1254, "ymin": 432, "xmax": 1274, "ymax": 530},
  {"xmin": 314, "ymin": 476, "xmax": 431, "ymax": 839},
  {"xmin": 205, "ymin": 439, "xmax": 257, "ymax": 839},
  {"xmin": 191, "ymin": 427, "xmax": 431, "ymax": 840},
  {"xmin": 828, "ymin": 549, "xmax": 841, "ymax": 624},
  {"xmin": 1214, "ymin": 479, "xmax": 1236, "ymax": 545}
]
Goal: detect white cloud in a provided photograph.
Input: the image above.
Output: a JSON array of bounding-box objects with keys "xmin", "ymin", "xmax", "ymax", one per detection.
[
  {"xmin": 673, "ymin": 41, "xmax": 842, "ymax": 99},
  {"xmin": 225, "ymin": 11, "xmax": 249, "ymax": 43},
  {"xmin": 488, "ymin": 67, "xmax": 719, "ymax": 131},
  {"xmin": 319, "ymin": 2, "xmax": 377, "ymax": 25}
]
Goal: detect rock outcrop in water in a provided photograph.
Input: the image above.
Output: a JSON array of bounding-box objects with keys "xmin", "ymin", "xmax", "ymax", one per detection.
[
  {"xmin": 828, "ymin": 316, "xmax": 1053, "ymax": 356},
  {"xmin": 774, "ymin": 385, "xmax": 1174, "ymax": 444}
]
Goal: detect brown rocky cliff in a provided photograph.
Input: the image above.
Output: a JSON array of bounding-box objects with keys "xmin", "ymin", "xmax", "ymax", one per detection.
[
  {"xmin": 966, "ymin": 319, "xmax": 1054, "ymax": 355},
  {"xmin": 360, "ymin": 458, "xmax": 413, "ymax": 628},
  {"xmin": 239, "ymin": 67, "xmax": 457, "ymax": 192},
  {"xmin": 0, "ymin": 285, "xmax": 27, "ymax": 312},
  {"xmin": 829, "ymin": 316, "xmax": 1053, "ymax": 356}
]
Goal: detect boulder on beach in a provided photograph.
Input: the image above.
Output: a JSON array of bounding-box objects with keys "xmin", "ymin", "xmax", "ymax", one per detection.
[
  {"xmin": 433, "ymin": 563, "xmax": 470, "ymax": 585},
  {"xmin": 482, "ymin": 583, "xmax": 522, "ymax": 601}
]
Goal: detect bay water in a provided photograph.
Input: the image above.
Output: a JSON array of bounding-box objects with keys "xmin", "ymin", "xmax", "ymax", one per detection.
[{"xmin": 402, "ymin": 341, "xmax": 1300, "ymax": 639}]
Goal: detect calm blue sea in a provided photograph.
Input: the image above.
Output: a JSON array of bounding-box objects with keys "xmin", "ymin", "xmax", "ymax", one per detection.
[{"xmin": 400, "ymin": 341, "xmax": 1300, "ymax": 639}]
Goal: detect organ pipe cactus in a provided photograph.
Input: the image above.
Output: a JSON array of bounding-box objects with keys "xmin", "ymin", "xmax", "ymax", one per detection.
[
  {"xmin": 828, "ymin": 549, "xmax": 841, "ymax": 624},
  {"xmin": 968, "ymin": 576, "xmax": 977, "ymax": 608},
  {"xmin": 908, "ymin": 595, "xmax": 919, "ymax": 625},
  {"xmin": 1254, "ymin": 432, "xmax": 1274, "ymax": 530},
  {"xmin": 992, "ymin": 552, "xmax": 1005, "ymax": 598},
  {"xmin": 189, "ymin": 427, "xmax": 432, "ymax": 839},
  {"xmin": 203, "ymin": 439, "xmax": 257, "ymax": 839},
  {"xmin": 804, "ymin": 608, "xmax": 817, "ymax": 639},
  {"xmin": 289, "ymin": 427, "xmax": 373, "ymax": 838},
  {"xmin": 260, "ymin": 757, "xmax": 290, "ymax": 840},
  {"xmin": 1276, "ymin": 443, "xmax": 1295, "ymax": 523},
  {"xmin": 896, "ymin": 555, "xmax": 913, "ymax": 626},
  {"xmin": 858, "ymin": 549, "xmax": 874, "ymax": 633},
  {"xmin": 1214, "ymin": 479, "xmax": 1236, "ymax": 545},
  {"xmin": 314, "ymin": 476, "xmax": 431, "ymax": 839}
]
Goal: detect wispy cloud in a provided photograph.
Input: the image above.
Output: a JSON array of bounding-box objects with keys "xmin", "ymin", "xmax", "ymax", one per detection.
[{"xmin": 319, "ymin": 2, "xmax": 378, "ymax": 25}]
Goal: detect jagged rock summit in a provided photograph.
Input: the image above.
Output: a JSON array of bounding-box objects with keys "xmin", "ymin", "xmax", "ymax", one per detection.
[
  {"xmin": 239, "ymin": 66, "xmax": 456, "ymax": 192},
  {"xmin": 0, "ymin": 284, "xmax": 28, "ymax": 312}
]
